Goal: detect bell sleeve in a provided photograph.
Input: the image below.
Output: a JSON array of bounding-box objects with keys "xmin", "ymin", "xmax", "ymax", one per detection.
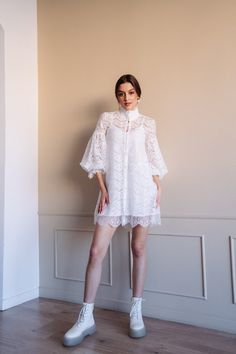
[
  {"xmin": 145, "ymin": 118, "xmax": 168, "ymax": 179},
  {"xmin": 80, "ymin": 112, "xmax": 108, "ymax": 179}
]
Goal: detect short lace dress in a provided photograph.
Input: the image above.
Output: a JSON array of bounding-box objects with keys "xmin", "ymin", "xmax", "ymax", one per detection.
[{"xmin": 80, "ymin": 106, "xmax": 168, "ymax": 229}]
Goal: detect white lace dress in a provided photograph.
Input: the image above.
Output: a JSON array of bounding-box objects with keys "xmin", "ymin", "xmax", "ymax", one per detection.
[{"xmin": 80, "ymin": 106, "xmax": 168, "ymax": 229}]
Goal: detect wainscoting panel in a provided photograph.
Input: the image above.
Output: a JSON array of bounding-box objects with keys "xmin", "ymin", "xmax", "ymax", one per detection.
[
  {"xmin": 39, "ymin": 214, "xmax": 236, "ymax": 333},
  {"xmin": 144, "ymin": 233, "xmax": 206, "ymax": 299},
  {"xmin": 55, "ymin": 228, "xmax": 112, "ymax": 286}
]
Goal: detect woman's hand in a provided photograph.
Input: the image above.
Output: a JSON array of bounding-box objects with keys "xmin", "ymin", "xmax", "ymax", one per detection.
[{"xmin": 98, "ymin": 189, "xmax": 109, "ymax": 213}]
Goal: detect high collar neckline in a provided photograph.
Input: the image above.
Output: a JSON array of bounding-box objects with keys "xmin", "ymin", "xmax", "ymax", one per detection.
[{"xmin": 119, "ymin": 106, "xmax": 139, "ymax": 121}]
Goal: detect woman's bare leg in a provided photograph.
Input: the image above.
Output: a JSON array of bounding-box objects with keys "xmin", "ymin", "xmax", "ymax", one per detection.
[
  {"xmin": 131, "ymin": 225, "xmax": 149, "ymax": 297},
  {"xmin": 83, "ymin": 223, "xmax": 117, "ymax": 303}
]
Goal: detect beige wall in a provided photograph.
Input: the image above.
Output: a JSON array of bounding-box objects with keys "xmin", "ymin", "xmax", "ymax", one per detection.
[
  {"xmin": 38, "ymin": 0, "xmax": 236, "ymax": 219},
  {"xmin": 38, "ymin": 0, "xmax": 236, "ymax": 333}
]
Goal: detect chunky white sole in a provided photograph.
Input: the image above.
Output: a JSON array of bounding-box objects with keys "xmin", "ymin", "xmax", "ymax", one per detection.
[
  {"xmin": 128, "ymin": 325, "xmax": 146, "ymax": 338},
  {"xmin": 63, "ymin": 324, "xmax": 96, "ymax": 347}
]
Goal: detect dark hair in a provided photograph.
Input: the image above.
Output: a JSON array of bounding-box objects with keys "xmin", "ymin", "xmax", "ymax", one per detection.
[{"xmin": 115, "ymin": 74, "xmax": 142, "ymax": 99}]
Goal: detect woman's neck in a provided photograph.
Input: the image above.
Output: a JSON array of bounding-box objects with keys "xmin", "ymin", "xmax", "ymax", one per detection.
[{"xmin": 119, "ymin": 106, "xmax": 139, "ymax": 120}]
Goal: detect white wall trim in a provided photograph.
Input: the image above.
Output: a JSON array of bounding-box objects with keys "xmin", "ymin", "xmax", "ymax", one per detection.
[
  {"xmin": 0, "ymin": 287, "xmax": 39, "ymax": 311},
  {"xmin": 39, "ymin": 211, "xmax": 236, "ymax": 221}
]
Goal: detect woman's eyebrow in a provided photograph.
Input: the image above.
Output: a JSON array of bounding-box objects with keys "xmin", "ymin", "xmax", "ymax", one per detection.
[{"xmin": 117, "ymin": 89, "xmax": 135, "ymax": 93}]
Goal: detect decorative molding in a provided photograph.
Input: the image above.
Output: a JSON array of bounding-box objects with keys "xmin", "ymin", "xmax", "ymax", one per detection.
[
  {"xmin": 39, "ymin": 212, "xmax": 93, "ymax": 217},
  {"xmin": 39, "ymin": 211, "xmax": 236, "ymax": 221},
  {"xmin": 229, "ymin": 236, "xmax": 236, "ymax": 304},
  {"xmin": 129, "ymin": 232, "xmax": 207, "ymax": 300},
  {"xmin": 54, "ymin": 227, "xmax": 113, "ymax": 286},
  {"xmin": 161, "ymin": 216, "xmax": 236, "ymax": 221}
]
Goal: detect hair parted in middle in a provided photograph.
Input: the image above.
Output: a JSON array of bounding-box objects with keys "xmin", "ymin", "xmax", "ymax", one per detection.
[{"xmin": 115, "ymin": 74, "xmax": 142, "ymax": 99}]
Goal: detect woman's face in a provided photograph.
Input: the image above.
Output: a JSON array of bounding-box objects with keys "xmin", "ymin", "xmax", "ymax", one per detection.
[{"xmin": 116, "ymin": 82, "xmax": 139, "ymax": 110}]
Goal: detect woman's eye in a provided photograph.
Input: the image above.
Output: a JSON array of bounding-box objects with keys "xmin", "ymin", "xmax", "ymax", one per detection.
[{"xmin": 129, "ymin": 91, "xmax": 135, "ymax": 95}]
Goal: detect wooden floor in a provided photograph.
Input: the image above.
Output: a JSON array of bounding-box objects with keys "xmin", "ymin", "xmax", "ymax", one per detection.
[{"xmin": 0, "ymin": 298, "xmax": 236, "ymax": 354}]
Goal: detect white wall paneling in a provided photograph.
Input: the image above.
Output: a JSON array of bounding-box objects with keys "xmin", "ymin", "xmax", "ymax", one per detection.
[{"xmin": 39, "ymin": 214, "xmax": 236, "ymax": 333}]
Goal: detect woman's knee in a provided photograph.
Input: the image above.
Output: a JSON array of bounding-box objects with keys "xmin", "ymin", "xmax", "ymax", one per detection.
[
  {"xmin": 89, "ymin": 245, "xmax": 105, "ymax": 265},
  {"xmin": 131, "ymin": 242, "xmax": 146, "ymax": 258}
]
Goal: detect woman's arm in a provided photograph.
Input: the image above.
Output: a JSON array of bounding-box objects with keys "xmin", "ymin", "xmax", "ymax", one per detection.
[
  {"xmin": 96, "ymin": 171, "xmax": 107, "ymax": 193},
  {"xmin": 152, "ymin": 174, "xmax": 161, "ymax": 207},
  {"xmin": 96, "ymin": 171, "xmax": 109, "ymax": 213}
]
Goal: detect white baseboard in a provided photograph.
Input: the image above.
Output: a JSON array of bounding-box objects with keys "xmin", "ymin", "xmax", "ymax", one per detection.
[
  {"xmin": 0, "ymin": 287, "xmax": 39, "ymax": 310},
  {"xmin": 143, "ymin": 302, "xmax": 236, "ymax": 335},
  {"xmin": 39, "ymin": 286, "xmax": 236, "ymax": 334}
]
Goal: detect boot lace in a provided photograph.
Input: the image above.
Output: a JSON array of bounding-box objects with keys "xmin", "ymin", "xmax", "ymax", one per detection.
[
  {"xmin": 76, "ymin": 305, "xmax": 89, "ymax": 325},
  {"xmin": 130, "ymin": 299, "xmax": 144, "ymax": 320}
]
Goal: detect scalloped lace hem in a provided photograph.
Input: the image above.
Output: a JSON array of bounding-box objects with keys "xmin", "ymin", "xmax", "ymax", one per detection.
[{"xmin": 95, "ymin": 214, "xmax": 161, "ymax": 228}]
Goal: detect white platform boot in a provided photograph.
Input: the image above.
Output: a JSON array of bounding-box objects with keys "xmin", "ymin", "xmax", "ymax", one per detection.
[
  {"xmin": 129, "ymin": 297, "xmax": 146, "ymax": 338},
  {"xmin": 63, "ymin": 302, "xmax": 96, "ymax": 347}
]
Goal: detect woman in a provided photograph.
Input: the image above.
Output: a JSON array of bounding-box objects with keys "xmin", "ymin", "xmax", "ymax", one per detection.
[{"xmin": 63, "ymin": 74, "xmax": 168, "ymax": 347}]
